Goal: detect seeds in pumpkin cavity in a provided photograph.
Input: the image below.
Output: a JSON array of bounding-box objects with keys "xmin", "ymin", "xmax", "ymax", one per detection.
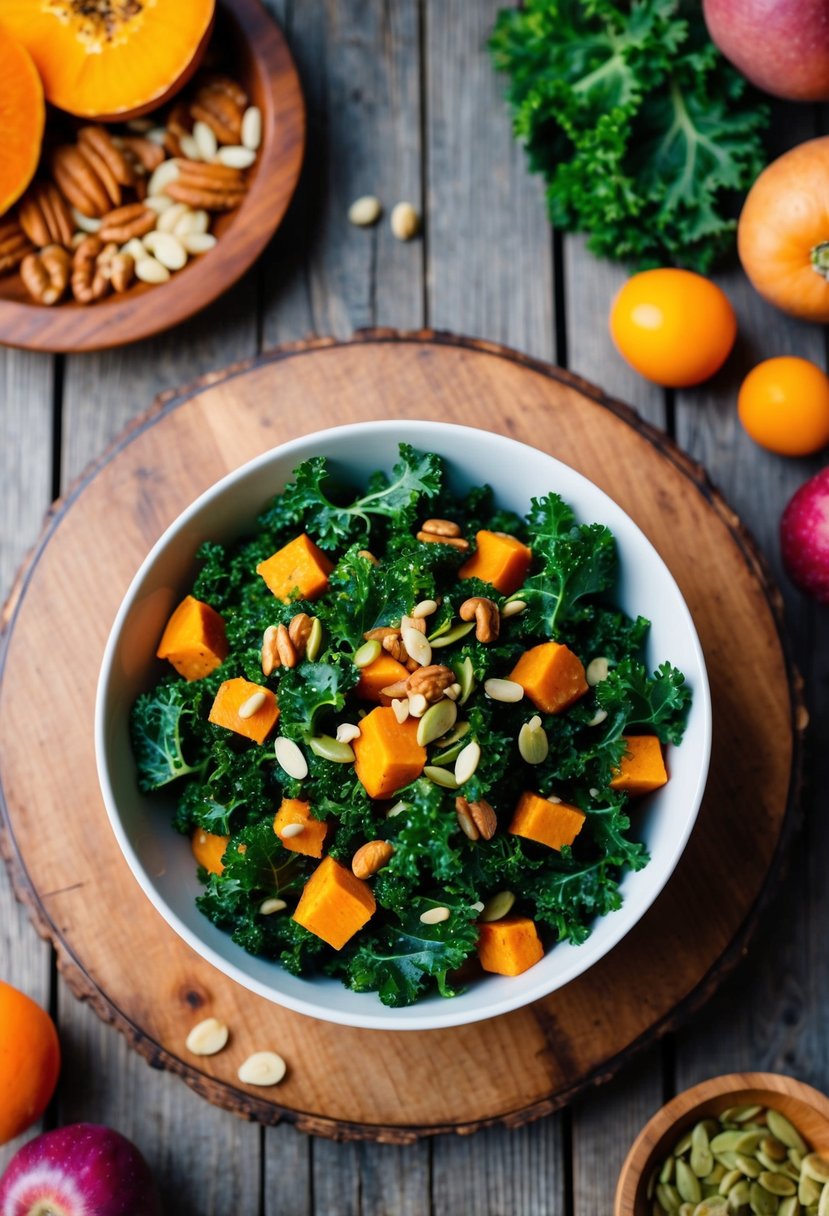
[
  {"xmin": 279, "ymin": 823, "xmax": 304, "ymax": 839},
  {"xmin": 185, "ymin": 1017, "xmax": 228, "ymax": 1056},
  {"xmin": 237, "ymin": 1052, "xmax": 286, "ymax": 1087},
  {"xmin": 241, "ymin": 106, "xmax": 263, "ymax": 151},
  {"xmin": 237, "ymin": 690, "xmax": 266, "ymax": 719},
  {"xmin": 419, "ymin": 906, "xmax": 450, "ymax": 925},
  {"xmin": 274, "ymin": 736, "xmax": 308, "ymax": 780},
  {"xmin": 259, "ymin": 897, "xmax": 287, "ymax": 915}
]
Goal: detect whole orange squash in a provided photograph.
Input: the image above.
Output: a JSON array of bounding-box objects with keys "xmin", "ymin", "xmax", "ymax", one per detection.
[{"xmin": 738, "ymin": 136, "xmax": 829, "ymax": 323}]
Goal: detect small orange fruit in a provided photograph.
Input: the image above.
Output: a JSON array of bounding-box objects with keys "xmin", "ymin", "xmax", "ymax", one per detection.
[
  {"xmin": 609, "ymin": 268, "xmax": 737, "ymax": 387},
  {"xmin": 738, "ymin": 356, "xmax": 829, "ymax": 456},
  {"xmin": 0, "ymin": 980, "xmax": 60, "ymax": 1145}
]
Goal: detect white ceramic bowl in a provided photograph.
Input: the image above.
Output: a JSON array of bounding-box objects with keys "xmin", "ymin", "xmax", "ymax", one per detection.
[{"xmin": 96, "ymin": 420, "xmax": 711, "ymax": 1031}]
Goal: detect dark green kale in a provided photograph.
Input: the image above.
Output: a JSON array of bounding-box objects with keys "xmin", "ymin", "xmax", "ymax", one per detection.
[
  {"xmin": 131, "ymin": 679, "xmax": 211, "ymax": 792},
  {"xmin": 597, "ymin": 657, "xmax": 690, "ymax": 745},
  {"xmin": 274, "ymin": 657, "xmax": 357, "ymax": 741}
]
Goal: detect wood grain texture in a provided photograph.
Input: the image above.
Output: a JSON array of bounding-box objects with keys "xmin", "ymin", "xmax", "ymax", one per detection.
[
  {"xmin": 0, "ymin": 0, "xmax": 304, "ymax": 354},
  {"xmin": 0, "ymin": 332, "xmax": 801, "ymax": 1142}
]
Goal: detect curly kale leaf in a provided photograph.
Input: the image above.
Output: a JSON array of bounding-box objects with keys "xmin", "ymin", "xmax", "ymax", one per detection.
[
  {"xmin": 515, "ymin": 494, "xmax": 616, "ymax": 636},
  {"xmin": 597, "ymin": 657, "xmax": 690, "ymax": 745},
  {"xmin": 386, "ymin": 779, "xmax": 466, "ymax": 886},
  {"xmin": 490, "ymin": 0, "xmax": 769, "ymax": 272},
  {"xmin": 335, "ymin": 899, "xmax": 479, "ymax": 1006},
  {"xmin": 274, "ymin": 657, "xmax": 357, "ymax": 742},
  {"xmin": 259, "ymin": 445, "xmax": 443, "ymax": 551},
  {"xmin": 131, "ymin": 680, "xmax": 209, "ymax": 792},
  {"xmin": 173, "ymin": 736, "xmax": 277, "ymax": 836},
  {"xmin": 526, "ymin": 857, "xmax": 631, "ymax": 944},
  {"xmin": 322, "ymin": 542, "xmax": 446, "ymax": 648}
]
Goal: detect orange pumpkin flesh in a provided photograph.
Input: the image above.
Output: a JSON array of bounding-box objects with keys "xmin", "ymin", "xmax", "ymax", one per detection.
[
  {"xmin": 0, "ymin": 27, "xmax": 45, "ymax": 215},
  {"xmin": 0, "ymin": 0, "xmax": 215, "ymax": 121},
  {"xmin": 738, "ymin": 136, "xmax": 829, "ymax": 323}
]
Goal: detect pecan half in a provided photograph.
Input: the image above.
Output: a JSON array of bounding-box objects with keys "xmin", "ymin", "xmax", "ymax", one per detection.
[
  {"xmin": 110, "ymin": 252, "xmax": 135, "ymax": 293},
  {"xmin": 416, "ymin": 530, "xmax": 469, "ymax": 552},
  {"xmin": 120, "ymin": 135, "xmax": 166, "ymax": 174},
  {"xmin": 51, "ymin": 146, "xmax": 111, "ymax": 218},
  {"xmin": 18, "ymin": 181, "xmax": 74, "ymax": 248},
  {"xmin": 0, "ymin": 220, "xmax": 34, "ymax": 275},
  {"xmin": 98, "ymin": 203, "xmax": 156, "ymax": 243},
  {"xmin": 405, "ymin": 664, "xmax": 456, "ymax": 704},
  {"xmin": 276, "ymin": 623, "xmax": 296, "ymax": 668},
  {"xmin": 71, "ymin": 235, "xmax": 112, "ymax": 304},
  {"xmin": 364, "ymin": 626, "xmax": 400, "ymax": 643},
  {"xmin": 381, "ymin": 634, "xmax": 408, "ymax": 663},
  {"xmin": 287, "ymin": 612, "xmax": 313, "ymax": 657},
  {"xmin": 20, "ymin": 245, "xmax": 71, "ymax": 305},
  {"xmin": 191, "ymin": 76, "xmax": 248, "ymax": 145},
  {"xmin": 459, "ymin": 596, "xmax": 500, "ymax": 643},
  {"xmin": 351, "ymin": 840, "xmax": 394, "ymax": 880},
  {"xmin": 78, "ymin": 126, "xmax": 136, "ymax": 188},
  {"xmin": 455, "ymin": 796, "xmax": 497, "ymax": 842}
]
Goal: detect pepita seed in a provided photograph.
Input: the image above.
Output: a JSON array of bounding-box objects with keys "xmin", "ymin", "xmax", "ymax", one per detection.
[
  {"xmin": 691, "ymin": 1123, "xmax": 715, "ymax": 1177},
  {"xmin": 354, "ymin": 639, "xmax": 382, "ymax": 668},
  {"xmin": 424, "ymin": 765, "xmax": 459, "ymax": 789},
  {"xmin": 720, "ymin": 1170, "xmax": 743, "ymax": 1196},
  {"xmin": 819, "ymin": 1182, "xmax": 829, "ymax": 1216},
  {"xmin": 736, "ymin": 1154, "xmax": 763, "ymax": 1179},
  {"xmin": 391, "ymin": 697, "xmax": 410, "ymax": 724},
  {"xmin": 437, "ymin": 719, "xmax": 472, "ymax": 748},
  {"xmin": 479, "ymin": 890, "xmax": 515, "ymax": 922},
  {"xmin": 310, "ymin": 735, "xmax": 355, "ymax": 763},
  {"xmin": 518, "ymin": 720, "xmax": 549, "ymax": 764},
  {"xmin": 274, "ymin": 736, "xmax": 308, "ymax": 780},
  {"xmin": 675, "ymin": 1132, "xmax": 695, "ymax": 1157},
  {"xmin": 501, "ymin": 599, "xmax": 526, "ymax": 617},
  {"xmin": 430, "ymin": 620, "xmax": 475, "ymax": 647},
  {"xmin": 759, "ymin": 1172, "xmax": 796, "ymax": 1197},
  {"xmin": 306, "ymin": 617, "xmax": 323, "ymax": 661},
  {"xmin": 237, "ymin": 1051, "xmax": 286, "ymax": 1087},
  {"xmin": 336, "ymin": 722, "xmax": 361, "ymax": 744},
  {"xmin": 660, "ymin": 1158, "xmax": 675, "ymax": 1184},
  {"xmin": 656, "ymin": 1182, "xmax": 682, "ymax": 1212},
  {"xmin": 762, "ymin": 1139, "xmax": 788, "ymax": 1164},
  {"xmin": 757, "ymin": 1150, "xmax": 781, "ymax": 1172},
  {"xmin": 193, "ymin": 119, "xmax": 218, "ymax": 160},
  {"xmin": 452, "ymin": 656, "xmax": 476, "ymax": 704},
  {"xmin": 484, "ymin": 677, "xmax": 524, "ymax": 703},
  {"xmin": 419, "ymin": 905, "xmax": 450, "ymax": 925},
  {"xmin": 134, "ymin": 256, "xmax": 170, "ymax": 284},
  {"xmin": 704, "ymin": 1165, "xmax": 726, "ymax": 1187},
  {"xmin": 412, "ymin": 598, "xmax": 438, "ymax": 619},
  {"xmin": 727, "ymin": 1180, "xmax": 751, "ymax": 1207},
  {"xmin": 678, "ymin": 1206, "xmax": 695, "ymax": 1216},
  {"xmin": 585, "ymin": 655, "xmax": 610, "ymax": 685},
  {"xmin": 677, "ymin": 1160, "xmax": 702, "ymax": 1204},
  {"xmin": 803, "ymin": 1156, "xmax": 829, "ymax": 1186},
  {"xmin": 736, "ymin": 1132, "xmax": 765, "ymax": 1155},
  {"xmin": 749, "ymin": 1180, "xmax": 778, "ymax": 1215},
  {"xmin": 279, "ymin": 823, "xmax": 305, "ymax": 839},
  {"xmin": 241, "ymin": 105, "xmax": 263, "ymax": 151},
  {"xmin": 444, "ymin": 683, "xmax": 462, "ymax": 701},
  {"xmin": 259, "ymin": 897, "xmax": 287, "ymax": 915},
  {"xmin": 693, "ymin": 1201, "xmax": 727, "ymax": 1215},
  {"xmin": 401, "ymin": 624, "xmax": 432, "ymax": 666},
  {"xmin": 408, "ymin": 692, "xmax": 428, "ymax": 718},
  {"xmin": 238, "ymin": 690, "xmax": 267, "ymax": 719},
  {"xmin": 185, "ymin": 1017, "xmax": 229, "ymax": 1056},
  {"xmin": 217, "ymin": 144, "xmax": 257, "ymax": 169},
  {"xmin": 801, "ymin": 1176, "xmax": 823, "ymax": 1205},
  {"xmin": 735, "ymin": 1107, "xmax": 766, "ymax": 1125},
  {"xmin": 417, "ymin": 698, "xmax": 457, "ymax": 746},
  {"xmin": 711, "ymin": 1133, "xmax": 745, "ymax": 1155},
  {"xmin": 430, "ymin": 740, "xmax": 467, "ymax": 767},
  {"xmin": 454, "ymin": 739, "xmax": 481, "ymax": 785},
  {"xmin": 778, "ymin": 1199, "xmax": 799, "ymax": 1216},
  {"xmin": 769, "ymin": 1113, "xmax": 809, "ymax": 1157}
]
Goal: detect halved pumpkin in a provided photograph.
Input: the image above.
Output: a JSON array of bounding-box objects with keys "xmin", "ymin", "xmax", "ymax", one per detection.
[
  {"xmin": 0, "ymin": 27, "xmax": 44, "ymax": 215},
  {"xmin": 0, "ymin": 0, "xmax": 215, "ymax": 121}
]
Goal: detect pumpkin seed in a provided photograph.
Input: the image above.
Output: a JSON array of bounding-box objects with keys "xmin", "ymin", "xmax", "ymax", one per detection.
[
  {"xmin": 452, "ymin": 655, "xmax": 476, "ymax": 704},
  {"xmin": 711, "ymin": 1133, "xmax": 746, "ymax": 1155},
  {"xmin": 714, "ymin": 1152, "xmax": 740, "ymax": 1171},
  {"xmin": 424, "ymin": 765, "xmax": 459, "ymax": 789},
  {"xmin": 430, "ymin": 620, "xmax": 475, "ymax": 648},
  {"xmin": 310, "ymin": 734, "xmax": 355, "ymax": 763},
  {"xmin": 427, "ymin": 616, "xmax": 453, "ymax": 640},
  {"xmin": 429, "ymin": 739, "xmax": 467, "ymax": 767},
  {"xmin": 238, "ymin": 690, "xmax": 267, "ymax": 719},
  {"xmin": 759, "ymin": 1173, "xmax": 796, "ymax": 1198},
  {"xmin": 694, "ymin": 1201, "xmax": 728, "ymax": 1215},
  {"xmin": 354, "ymin": 639, "xmax": 382, "ymax": 668},
  {"xmin": 735, "ymin": 1107, "xmax": 765, "ymax": 1125},
  {"xmin": 679, "ymin": 1206, "xmax": 695, "ymax": 1216},
  {"xmin": 656, "ymin": 1182, "xmax": 682, "ymax": 1212},
  {"xmin": 386, "ymin": 800, "xmax": 407, "ymax": 818},
  {"xmin": 412, "ymin": 598, "xmax": 438, "ymax": 619},
  {"xmin": 719, "ymin": 1170, "xmax": 743, "ymax": 1196},
  {"xmin": 768, "ymin": 1113, "xmax": 808, "ymax": 1157},
  {"xmin": 758, "ymin": 1150, "xmax": 782, "ymax": 1173},
  {"xmin": 417, "ymin": 698, "xmax": 457, "ymax": 746},
  {"xmin": 749, "ymin": 1180, "xmax": 778, "ymax": 1214},
  {"xmin": 736, "ymin": 1132, "xmax": 766, "ymax": 1155},
  {"xmin": 675, "ymin": 1132, "xmax": 695, "ymax": 1157},
  {"xmin": 804, "ymin": 1157, "xmax": 829, "ymax": 1186},
  {"xmin": 274, "ymin": 736, "xmax": 308, "ymax": 780},
  {"xmin": 479, "ymin": 890, "xmax": 516, "ymax": 922},
  {"xmin": 736, "ymin": 1155, "xmax": 763, "ymax": 1179},
  {"xmin": 648, "ymin": 1167, "xmax": 659, "ymax": 1200},
  {"xmin": 788, "ymin": 1150, "xmax": 804, "ymax": 1170},
  {"xmin": 306, "ymin": 617, "xmax": 323, "ymax": 660},
  {"xmin": 677, "ymin": 1160, "xmax": 703, "ymax": 1204},
  {"xmin": 728, "ymin": 1180, "xmax": 751, "ymax": 1207},
  {"xmin": 691, "ymin": 1124, "xmax": 715, "ymax": 1178},
  {"xmin": 801, "ymin": 1177, "xmax": 823, "ymax": 1206},
  {"xmin": 436, "ymin": 720, "xmax": 471, "ymax": 749},
  {"xmin": 661, "ymin": 1157, "xmax": 676, "ymax": 1183},
  {"xmin": 777, "ymin": 1199, "xmax": 798, "ymax": 1216},
  {"xmin": 762, "ymin": 1139, "xmax": 789, "ymax": 1165},
  {"xmin": 454, "ymin": 740, "xmax": 481, "ymax": 785},
  {"xmin": 704, "ymin": 1166, "xmax": 726, "ymax": 1187},
  {"xmin": 518, "ymin": 719, "xmax": 549, "ymax": 764},
  {"xmin": 819, "ymin": 1183, "xmax": 829, "ymax": 1216}
]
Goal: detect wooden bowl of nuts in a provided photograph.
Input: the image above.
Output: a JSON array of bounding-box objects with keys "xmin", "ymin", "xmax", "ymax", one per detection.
[
  {"xmin": 0, "ymin": 0, "xmax": 304, "ymax": 353},
  {"xmin": 615, "ymin": 1072, "xmax": 829, "ymax": 1216}
]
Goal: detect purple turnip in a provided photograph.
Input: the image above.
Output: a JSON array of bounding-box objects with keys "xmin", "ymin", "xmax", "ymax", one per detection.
[
  {"xmin": 0, "ymin": 1124, "xmax": 162, "ymax": 1216},
  {"xmin": 703, "ymin": 0, "xmax": 829, "ymax": 101},
  {"xmin": 781, "ymin": 468, "xmax": 829, "ymax": 604}
]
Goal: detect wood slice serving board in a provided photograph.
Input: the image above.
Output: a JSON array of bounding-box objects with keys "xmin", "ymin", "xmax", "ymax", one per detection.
[{"xmin": 0, "ymin": 332, "xmax": 803, "ymax": 1142}]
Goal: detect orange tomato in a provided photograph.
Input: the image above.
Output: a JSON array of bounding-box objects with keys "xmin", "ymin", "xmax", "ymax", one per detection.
[
  {"xmin": 609, "ymin": 269, "xmax": 737, "ymax": 387},
  {"xmin": 0, "ymin": 980, "xmax": 60, "ymax": 1144},
  {"xmin": 738, "ymin": 356, "xmax": 829, "ymax": 456}
]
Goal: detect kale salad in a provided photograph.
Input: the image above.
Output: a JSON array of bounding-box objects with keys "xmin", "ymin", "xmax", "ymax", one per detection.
[{"xmin": 131, "ymin": 445, "xmax": 690, "ymax": 1008}]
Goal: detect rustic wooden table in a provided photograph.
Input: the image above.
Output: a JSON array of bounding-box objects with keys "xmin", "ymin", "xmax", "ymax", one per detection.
[{"xmin": 1, "ymin": 3, "xmax": 826, "ymax": 1213}]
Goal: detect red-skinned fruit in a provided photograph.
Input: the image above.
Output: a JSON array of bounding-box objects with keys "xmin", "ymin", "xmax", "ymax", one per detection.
[
  {"xmin": 780, "ymin": 468, "xmax": 829, "ymax": 604},
  {"xmin": 702, "ymin": 0, "xmax": 829, "ymax": 101},
  {"xmin": 0, "ymin": 1124, "xmax": 162, "ymax": 1216}
]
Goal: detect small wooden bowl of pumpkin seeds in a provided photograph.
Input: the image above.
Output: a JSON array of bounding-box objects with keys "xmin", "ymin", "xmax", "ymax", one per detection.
[{"xmin": 615, "ymin": 1073, "xmax": 829, "ymax": 1216}]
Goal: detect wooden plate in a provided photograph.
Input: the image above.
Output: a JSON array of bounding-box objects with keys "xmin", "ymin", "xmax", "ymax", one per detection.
[
  {"xmin": 0, "ymin": 332, "xmax": 803, "ymax": 1142},
  {"xmin": 0, "ymin": 0, "xmax": 305, "ymax": 353}
]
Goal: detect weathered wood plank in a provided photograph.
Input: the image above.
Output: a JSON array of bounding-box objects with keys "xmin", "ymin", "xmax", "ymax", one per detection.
[
  {"xmin": 312, "ymin": 1138, "xmax": 431, "ymax": 1216},
  {"xmin": 433, "ymin": 1117, "xmax": 566, "ymax": 1216},
  {"xmin": 0, "ymin": 349, "xmax": 55, "ymax": 1173},
  {"xmin": 426, "ymin": 0, "xmax": 554, "ymax": 360},
  {"xmin": 262, "ymin": 0, "xmax": 424, "ymax": 346}
]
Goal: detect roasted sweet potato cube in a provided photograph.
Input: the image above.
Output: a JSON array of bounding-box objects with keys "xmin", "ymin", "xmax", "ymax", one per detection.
[
  {"xmin": 508, "ymin": 790, "xmax": 586, "ymax": 851},
  {"xmin": 478, "ymin": 915, "xmax": 544, "ymax": 976},
  {"xmin": 191, "ymin": 829, "xmax": 230, "ymax": 876},
  {"xmin": 256, "ymin": 533, "xmax": 334, "ymax": 603},
  {"xmin": 208, "ymin": 677, "xmax": 279, "ymax": 744},
  {"xmin": 292, "ymin": 856, "xmax": 376, "ymax": 949},
  {"xmin": 459, "ymin": 530, "xmax": 533, "ymax": 596},
  {"xmin": 352, "ymin": 706, "xmax": 427, "ymax": 799},
  {"xmin": 509, "ymin": 641, "xmax": 588, "ymax": 714},
  {"xmin": 273, "ymin": 798, "xmax": 328, "ymax": 859},
  {"xmin": 355, "ymin": 654, "xmax": 410, "ymax": 703},
  {"xmin": 610, "ymin": 735, "xmax": 668, "ymax": 796},
  {"xmin": 156, "ymin": 594, "xmax": 228, "ymax": 681}
]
